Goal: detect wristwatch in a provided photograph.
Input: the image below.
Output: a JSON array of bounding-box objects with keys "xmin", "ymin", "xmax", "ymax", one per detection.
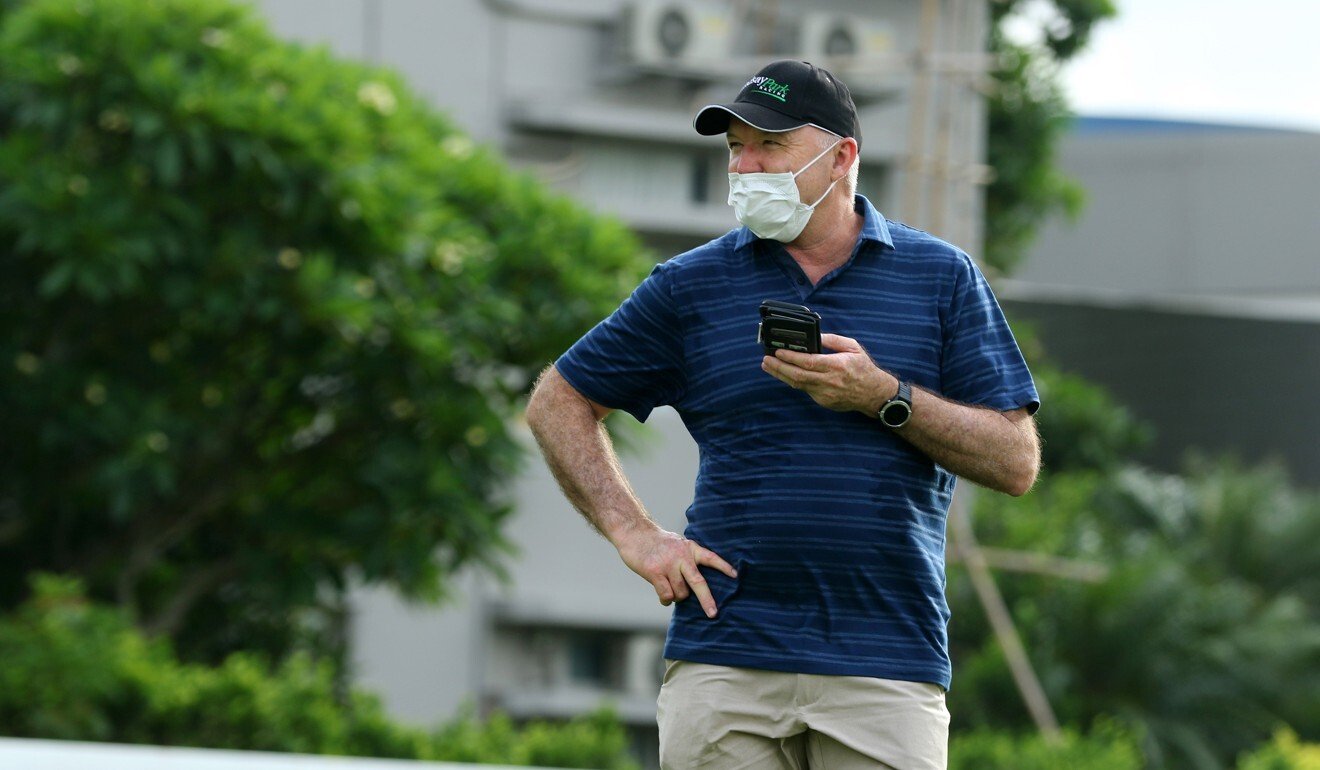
[{"xmin": 878, "ymin": 380, "xmax": 913, "ymax": 429}]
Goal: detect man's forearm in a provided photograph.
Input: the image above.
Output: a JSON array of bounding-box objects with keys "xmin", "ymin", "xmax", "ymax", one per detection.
[
  {"xmin": 525, "ymin": 367, "xmax": 658, "ymax": 544},
  {"xmin": 759, "ymin": 335, "xmax": 1040, "ymax": 496},
  {"xmin": 891, "ymin": 385, "xmax": 1039, "ymax": 496}
]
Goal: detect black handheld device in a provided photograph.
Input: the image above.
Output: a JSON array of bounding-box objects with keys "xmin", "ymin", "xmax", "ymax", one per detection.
[{"xmin": 757, "ymin": 299, "xmax": 822, "ymax": 354}]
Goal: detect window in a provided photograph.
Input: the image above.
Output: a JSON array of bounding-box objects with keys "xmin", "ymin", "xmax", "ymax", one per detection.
[
  {"xmin": 567, "ymin": 630, "xmax": 625, "ymax": 689},
  {"xmin": 689, "ymin": 152, "xmax": 711, "ymax": 204}
]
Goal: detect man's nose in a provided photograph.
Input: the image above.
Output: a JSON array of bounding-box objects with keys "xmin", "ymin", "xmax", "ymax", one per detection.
[{"xmin": 733, "ymin": 149, "xmax": 762, "ymax": 174}]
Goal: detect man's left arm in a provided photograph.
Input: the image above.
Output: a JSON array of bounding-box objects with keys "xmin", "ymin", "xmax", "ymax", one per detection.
[{"xmin": 762, "ymin": 333, "xmax": 1040, "ymax": 496}]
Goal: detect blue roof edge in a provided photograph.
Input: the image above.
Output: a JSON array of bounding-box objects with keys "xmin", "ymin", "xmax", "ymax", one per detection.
[{"xmin": 1070, "ymin": 115, "xmax": 1312, "ymax": 136}]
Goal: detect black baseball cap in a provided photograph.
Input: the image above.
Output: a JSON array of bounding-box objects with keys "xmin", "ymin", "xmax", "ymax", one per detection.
[{"xmin": 693, "ymin": 59, "xmax": 860, "ymax": 147}]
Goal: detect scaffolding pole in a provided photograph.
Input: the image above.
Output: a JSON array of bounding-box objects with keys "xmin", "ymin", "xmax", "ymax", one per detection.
[{"xmin": 948, "ymin": 488, "xmax": 1062, "ymax": 743}]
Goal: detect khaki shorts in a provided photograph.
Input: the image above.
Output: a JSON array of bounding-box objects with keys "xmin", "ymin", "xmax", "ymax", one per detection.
[{"xmin": 656, "ymin": 660, "xmax": 949, "ymax": 770}]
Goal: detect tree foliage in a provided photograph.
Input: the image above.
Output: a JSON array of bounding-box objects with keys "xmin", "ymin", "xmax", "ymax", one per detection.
[
  {"xmin": 1032, "ymin": 363, "xmax": 1152, "ymax": 474},
  {"xmin": 1239, "ymin": 730, "xmax": 1320, "ymax": 770},
  {"xmin": 953, "ymin": 462, "xmax": 1320, "ymax": 769},
  {"xmin": 984, "ymin": 0, "xmax": 1117, "ymax": 274},
  {"xmin": 0, "ymin": 0, "xmax": 650, "ymax": 663},
  {"xmin": 0, "ymin": 574, "xmax": 639, "ymax": 769}
]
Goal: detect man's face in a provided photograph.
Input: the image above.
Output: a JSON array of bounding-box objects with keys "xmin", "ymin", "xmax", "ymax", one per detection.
[
  {"xmin": 725, "ymin": 119, "xmax": 839, "ymax": 202},
  {"xmin": 725, "ymin": 120, "xmax": 818, "ymax": 175}
]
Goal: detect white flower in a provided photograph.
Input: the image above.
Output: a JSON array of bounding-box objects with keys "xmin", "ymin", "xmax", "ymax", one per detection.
[
  {"xmin": 356, "ymin": 81, "xmax": 397, "ymax": 116},
  {"xmin": 440, "ymin": 135, "xmax": 474, "ymax": 159},
  {"xmin": 57, "ymin": 54, "xmax": 82, "ymax": 76},
  {"xmin": 201, "ymin": 28, "xmax": 231, "ymax": 49}
]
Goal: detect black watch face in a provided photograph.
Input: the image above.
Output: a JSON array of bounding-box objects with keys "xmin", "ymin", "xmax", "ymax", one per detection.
[{"xmin": 882, "ymin": 401, "xmax": 911, "ymax": 428}]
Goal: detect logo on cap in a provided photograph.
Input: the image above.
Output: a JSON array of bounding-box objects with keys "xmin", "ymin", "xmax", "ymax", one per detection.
[{"xmin": 745, "ymin": 76, "xmax": 790, "ymax": 103}]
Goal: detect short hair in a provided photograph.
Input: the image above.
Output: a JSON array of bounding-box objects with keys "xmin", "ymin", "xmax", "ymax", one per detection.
[{"xmin": 805, "ymin": 125, "xmax": 859, "ymax": 197}]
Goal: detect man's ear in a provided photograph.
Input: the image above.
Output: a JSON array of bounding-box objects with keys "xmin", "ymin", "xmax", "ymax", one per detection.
[{"xmin": 834, "ymin": 137, "xmax": 859, "ymax": 177}]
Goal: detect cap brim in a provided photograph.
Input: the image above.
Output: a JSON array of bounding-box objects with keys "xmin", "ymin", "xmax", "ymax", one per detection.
[{"xmin": 693, "ymin": 102, "xmax": 808, "ymax": 136}]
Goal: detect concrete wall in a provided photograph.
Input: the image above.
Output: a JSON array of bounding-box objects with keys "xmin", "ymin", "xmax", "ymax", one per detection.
[
  {"xmin": 1001, "ymin": 291, "xmax": 1320, "ymax": 486},
  {"xmin": 1015, "ymin": 122, "xmax": 1320, "ymax": 297}
]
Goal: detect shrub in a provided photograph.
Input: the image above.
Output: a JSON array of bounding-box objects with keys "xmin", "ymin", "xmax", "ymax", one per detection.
[
  {"xmin": 954, "ymin": 463, "xmax": 1320, "ymax": 768},
  {"xmin": 0, "ymin": 575, "xmax": 638, "ymax": 769},
  {"xmin": 1239, "ymin": 730, "xmax": 1320, "ymax": 770},
  {"xmin": 1032, "ymin": 364, "xmax": 1152, "ymax": 474},
  {"xmin": 949, "ymin": 722, "xmax": 1142, "ymax": 770}
]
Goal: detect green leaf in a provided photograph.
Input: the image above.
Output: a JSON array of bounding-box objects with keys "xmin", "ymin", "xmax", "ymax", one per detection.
[
  {"xmin": 155, "ymin": 136, "xmax": 183, "ymax": 187},
  {"xmin": 37, "ymin": 259, "xmax": 76, "ymax": 297}
]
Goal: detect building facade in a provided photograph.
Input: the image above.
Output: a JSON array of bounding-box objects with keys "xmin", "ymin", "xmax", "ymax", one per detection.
[{"xmin": 257, "ymin": 0, "xmax": 992, "ymax": 254}]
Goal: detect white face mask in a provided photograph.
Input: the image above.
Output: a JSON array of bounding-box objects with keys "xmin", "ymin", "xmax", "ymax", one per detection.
[{"xmin": 727, "ymin": 138, "xmax": 842, "ymax": 242}]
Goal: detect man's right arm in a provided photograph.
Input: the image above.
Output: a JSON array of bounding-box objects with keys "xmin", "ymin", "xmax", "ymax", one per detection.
[{"xmin": 525, "ymin": 365, "xmax": 736, "ymax": 618}]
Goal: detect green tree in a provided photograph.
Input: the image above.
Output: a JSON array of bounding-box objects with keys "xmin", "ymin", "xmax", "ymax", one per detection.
[
  {"xmin": 985, "ymin": 0, "xmax": 1117, "ymax": 274},
  {"xmin": 0, "ymin": 0, "xmax": 650, "ymax": 663}
]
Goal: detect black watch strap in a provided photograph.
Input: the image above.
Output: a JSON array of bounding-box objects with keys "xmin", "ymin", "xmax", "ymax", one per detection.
[{"xmin": 878, "ymin": 380, "xmax": 913, "ymax": 429}]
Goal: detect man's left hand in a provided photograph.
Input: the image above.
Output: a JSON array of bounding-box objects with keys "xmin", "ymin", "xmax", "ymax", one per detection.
[{"xmin": 761, "ymin": 333, "xmax": 896, "ymax": 415}]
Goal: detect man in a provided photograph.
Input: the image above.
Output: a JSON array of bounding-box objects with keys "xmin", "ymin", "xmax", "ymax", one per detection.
[{"xmin": 525, "ymin": 59, "xmax": 1040, "ymax": 770}]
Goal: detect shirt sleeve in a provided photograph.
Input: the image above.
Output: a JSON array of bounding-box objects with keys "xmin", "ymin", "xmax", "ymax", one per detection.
[
  {"xmin": 554, "ymin": 262, "xmax": 687, "ymax": 423},
  {"xmin": 940, "ymin": 255, "xmax": 1040, "ymax": 415}
]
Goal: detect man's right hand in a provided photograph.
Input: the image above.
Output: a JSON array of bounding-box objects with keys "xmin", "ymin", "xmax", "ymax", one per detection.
[{"xmin": 615, "ymin": 526, "xmax": 737, "ymax": 619}]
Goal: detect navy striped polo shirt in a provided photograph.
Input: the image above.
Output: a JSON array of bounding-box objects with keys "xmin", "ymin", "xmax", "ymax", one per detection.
[{"xmin": 555, "ymin": 195, "xmax": 1038, "ymax": 689}]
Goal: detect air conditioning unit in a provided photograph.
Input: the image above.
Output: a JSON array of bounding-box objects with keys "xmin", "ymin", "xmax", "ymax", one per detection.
[
  {"xmin": 800, "ymin": 13, "xmax": 897, "ymax": 69},
  {"xmin": 625, "ymin": 1, "xmax": 732, "ymax": 70}
]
